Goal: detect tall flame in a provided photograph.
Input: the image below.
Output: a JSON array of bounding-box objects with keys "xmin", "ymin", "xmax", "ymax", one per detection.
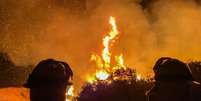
[
  {"xmin": 88, "ymin": 16, "xmax": 125, "ymax": 82},
  {"xmin": 102, "ymin": 16, "xmax": 119, "ymax": 70}
]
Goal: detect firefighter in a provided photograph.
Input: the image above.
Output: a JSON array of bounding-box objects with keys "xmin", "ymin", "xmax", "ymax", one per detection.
[
  {"xmin": 147, "ymin": 57, "xmax": 201, "ymax": 101},
  {"xmin": 24, "ymin": 59, "xmax": 73, "ymax": 101}
]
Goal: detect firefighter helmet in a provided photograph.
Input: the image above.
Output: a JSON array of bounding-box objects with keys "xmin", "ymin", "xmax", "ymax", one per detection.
[
  {"xmin": 153, "ymin": 57, "xmax": 193, "ymax": 81},
  {"xmin": 24, "ymin": 59, "xmax": 73, "ymax": 88}
]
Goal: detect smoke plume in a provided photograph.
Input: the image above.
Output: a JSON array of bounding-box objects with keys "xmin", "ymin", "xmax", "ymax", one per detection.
[{"xmin": 1, "ymin": 0, "xmax": 201, "ymax": 92}]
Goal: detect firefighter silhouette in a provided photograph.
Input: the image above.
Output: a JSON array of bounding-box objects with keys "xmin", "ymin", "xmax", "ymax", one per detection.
[
  {"xmin": 24, "ymin": 59, "xmax": 73, "ymax": 101},
  {"xmin": 147, "ymin": 57, "xmax": 201, "ymax": 101}
]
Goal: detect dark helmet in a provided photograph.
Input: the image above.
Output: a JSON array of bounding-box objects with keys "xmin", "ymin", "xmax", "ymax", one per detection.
[
  {"xmin": 153, "ymin": 57, "xmax": 193, "ymax": 81},
  {"xmin": 24, "ymin": 59, "xmax": 73, "ymax": 88}
]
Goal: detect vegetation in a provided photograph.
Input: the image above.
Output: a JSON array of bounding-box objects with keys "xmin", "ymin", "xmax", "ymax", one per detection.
[{"xmin": 78, "ymin": 68, "xmax": 152, "ymax": 101}]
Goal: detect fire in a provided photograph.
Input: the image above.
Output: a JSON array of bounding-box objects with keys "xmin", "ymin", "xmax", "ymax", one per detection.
[
  {"xmin": 66, "ymin": 86, "xmax": 74, "ymax": 101},
  {"xmin": 96, "ymin": 70, "xmax": 110, "ymax": 80},
  {"xmin": 86, "ymin": 75, "xmax": 96, "ymax": 84},
  {"xmin": 88, "ymin": 16, "xmax": 126, "ymax": 82},
  {"xmin": 115, "ymin": 54, "xmax": 125, "ymax": 69},
  {"xmin": 102, "ymin": 16, "xmax": 119, "ymax": 69},
  {"xmin": 136, "ymin": 75, "xmax": 142, "ymax": 81}
]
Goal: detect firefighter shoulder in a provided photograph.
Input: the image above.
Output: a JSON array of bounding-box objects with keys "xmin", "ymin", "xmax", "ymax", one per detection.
[
  {"xmin": 24, "ymin": 59, "xmax": 73, "ymax": 88},
  {"xmin": 147, "ymin": 57, "xmax": 201, "ymax": 101}
]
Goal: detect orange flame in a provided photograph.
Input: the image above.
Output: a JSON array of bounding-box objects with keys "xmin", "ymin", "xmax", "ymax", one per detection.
[
  {"xmin": 88, "ymin": 16, "xmax": 125, "ymax": 82},
  {"xmin": 102, "ymin": 16, "xmax": 119, "ymax": 69},
  {"xmin": 66, "ymin": 86, "xmax": 74, "ymax": 101}
]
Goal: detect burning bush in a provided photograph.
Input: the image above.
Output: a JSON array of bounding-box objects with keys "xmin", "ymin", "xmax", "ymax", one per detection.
[
  {"xmin": 65, "ymin": 16, "xmax": 155, "ymax": 101},
  {"xmin": 75, "ymin": 16, "xmax": 153, "ymax": 101},
  {"xmin": 78, "ymin": 68, "xmax": 151, "ymax": 101}
]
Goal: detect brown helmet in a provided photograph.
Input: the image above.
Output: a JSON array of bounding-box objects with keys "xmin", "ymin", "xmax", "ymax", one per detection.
[
  {"xmin": 153, "ymin": 57, "xmax": 193, "ymax": 81},
  {"xmin": 24, "ymin": 59, "xmax": 73, "ymax": 88}
]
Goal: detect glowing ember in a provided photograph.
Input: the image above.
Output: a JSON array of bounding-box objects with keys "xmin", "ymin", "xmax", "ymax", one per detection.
[{"xmin": 66, "ymin": 86, "xmax": 74, "ymax": 101}]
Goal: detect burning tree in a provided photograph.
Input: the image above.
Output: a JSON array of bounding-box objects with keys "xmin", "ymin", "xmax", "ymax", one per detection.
[{"xmin": 76, "ymin": 17, "xmax": 151, "ymax": 101}]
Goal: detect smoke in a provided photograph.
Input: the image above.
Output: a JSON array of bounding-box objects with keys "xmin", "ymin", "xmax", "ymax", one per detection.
[
  {"xmin": 1, "ymin": 0, "xmax": 201, "ymax": 92},
  {"xmin": 143, "ymin": 0, "xmax": 201, "ymax": 64}
]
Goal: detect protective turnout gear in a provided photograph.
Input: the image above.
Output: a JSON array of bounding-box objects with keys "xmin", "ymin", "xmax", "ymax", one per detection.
[
  {"xmin": 147, "ymin": 57, "xmax": 201, "ymax": 101},
  {"xmin": 24, "ymin": 59, "xmax": 73, "ymax": 101},
  {"xmin": 153, "ymin": 57, "xmax": 193, "ymax": 81}
]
